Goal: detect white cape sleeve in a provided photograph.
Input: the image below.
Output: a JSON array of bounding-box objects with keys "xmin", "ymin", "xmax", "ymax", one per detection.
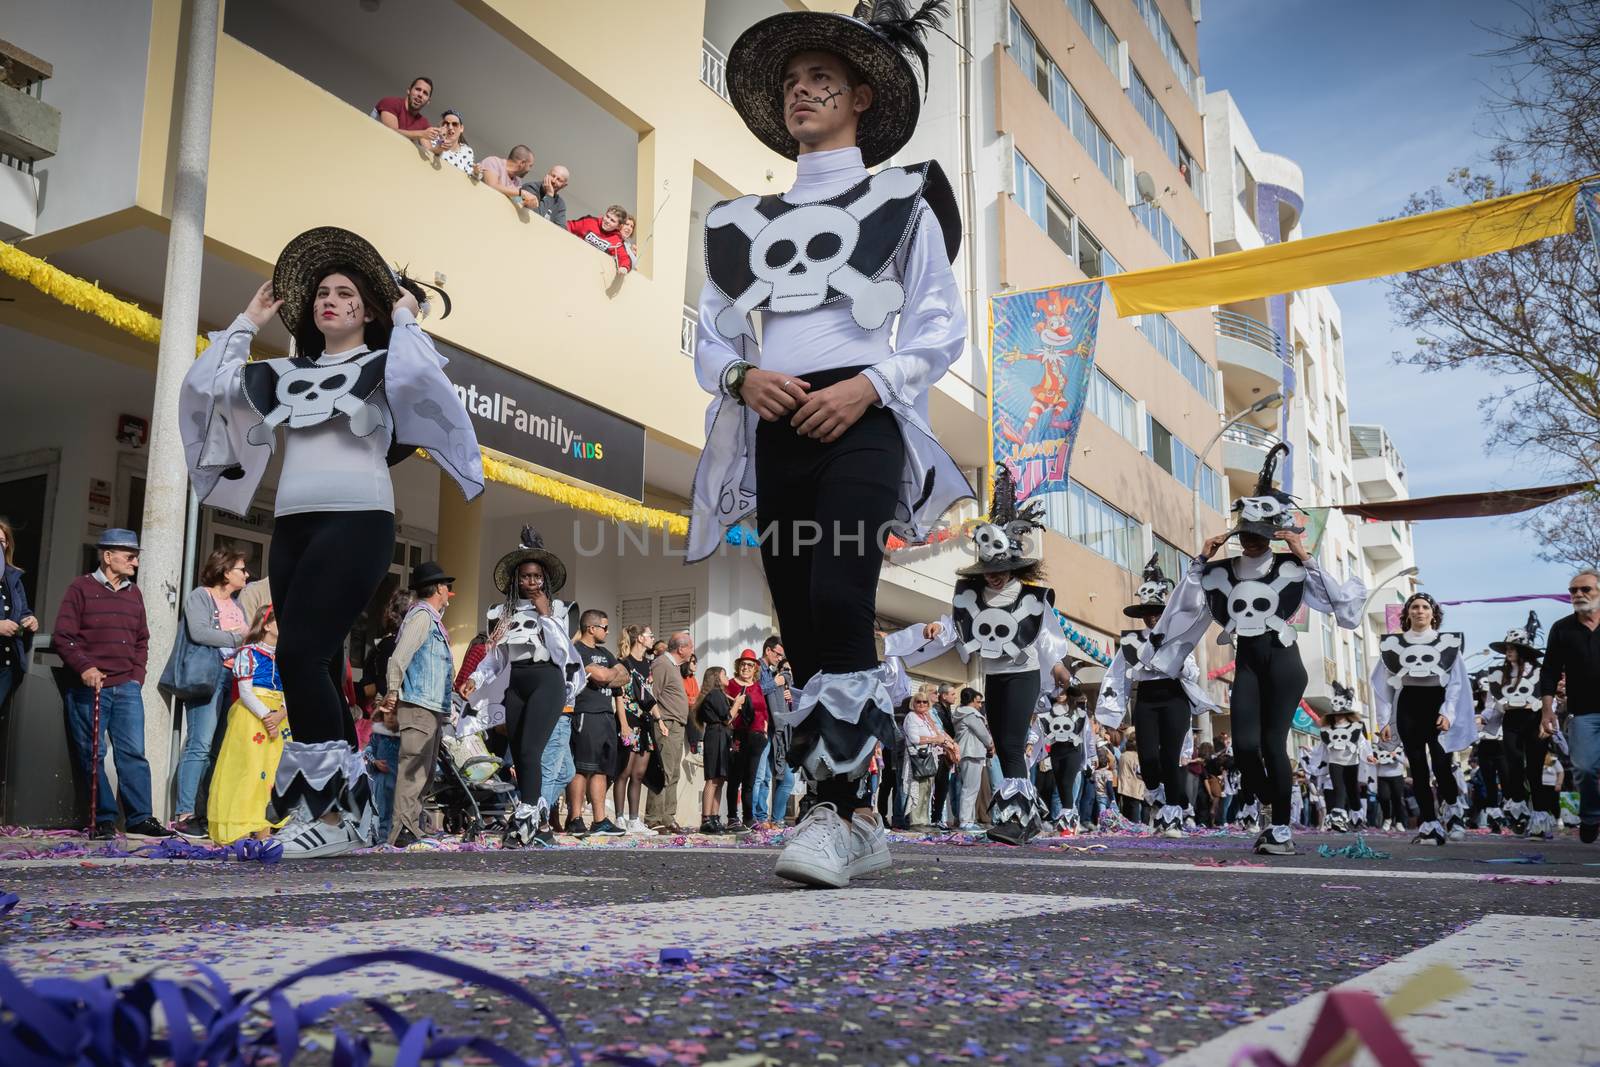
[{"xmin": 1303, "ymin": 558, "xmax": 1366, "ymax": 630}]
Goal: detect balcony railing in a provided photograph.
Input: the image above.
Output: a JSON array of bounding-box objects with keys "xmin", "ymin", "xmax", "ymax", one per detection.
[
  {"xmin": 1214, "ymin": 310, "xmax": 1287, "ymax": 362},
  {"xmin": 700, "ymin": 39, "xmax": 730, "ymax": 103},
  {"xmin": 1221, "ymin": 423, "xmax": 1283, "ymax": 450},
  {"xmin": 681, "ymin": 305, "xmax": 698, "ymax": 357}
]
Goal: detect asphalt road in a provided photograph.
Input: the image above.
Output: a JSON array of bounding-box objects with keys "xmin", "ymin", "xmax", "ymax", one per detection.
[{"xmin": 2, "ymin": 828, "xmax": 1596, "ymax": 1065}]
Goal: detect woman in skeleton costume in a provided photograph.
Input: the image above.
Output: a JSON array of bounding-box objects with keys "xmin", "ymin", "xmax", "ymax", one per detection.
[
  {"xmin": 179, "ymin": 228, "xmax": 482, "ymax": 859},
  {"xmin": 1473, "ymin": 669, "xmax": 1509, "ymax": 832},
  {"xmin": 1038, "ymin": 687, "xmax": 1094, "ymax": 834},
  {"xmin": 1487, "ymin": 613, "xmax": 1560, "ymax": 839},
  {"xmin": 888, "ymin": 467, "xmax": 1074, "ymax": 845},
  {"xmin": 1095, "ymin": 555, "xmax": 1218, "ymax": 838},
  {"xmin": 1371, "ymin": 592, "xmax": 1476, "ymax": 846},
  {"xmin": 1313, "ymin": 682, "xmax": 1371, "ymax": 833},
  {"xmin": 1372, "ymin": 733, "xmax": 1408, "ymax": 831},
  {"xmin": 461, "ymin": 528, "xmax": 584, "ymax": 848},
  {"xmin": 1143, "ymin": 444, "xmax": 1365, "ymax": 856},
  {"xmin": 688, "ymin": 1, "xmax": 976, "ymax": 888}
]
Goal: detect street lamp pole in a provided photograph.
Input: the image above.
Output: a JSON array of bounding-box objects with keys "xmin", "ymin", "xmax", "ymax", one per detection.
[{"xmin": 1190, "ymin": 391, "xmax": 1284, "ymax": 555}]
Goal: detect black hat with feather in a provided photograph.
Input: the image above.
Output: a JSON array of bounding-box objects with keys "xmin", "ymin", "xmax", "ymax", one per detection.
[
  {"xmin": 1328, "ymin": 680, "xmax": 1357, "ymax": 717},
  {"xmin": 725, "ymin": 1, "xmax": 952, "ymax": 168},
  {"xmin": 492, "ymin": 525, "xmax": 568, "ymax": 597},
  {"xmin": 958, "ymin": 464, "xmax": 1045, "ymax": 577},
  {"xmin": 1490, "ymin": 610, "xmax": 1543, "ymax": 658},
  {"xmin": 1228, "ymin": 441, "xmax": 1304, "ymax": 539},
  {"xmin": 1123, "ymin": 554, "xmax": 1175, "ymax": 618}
]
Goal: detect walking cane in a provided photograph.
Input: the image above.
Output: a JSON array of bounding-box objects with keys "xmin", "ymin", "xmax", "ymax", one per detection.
[{"xmin": 88, "ymin": 685, "xmax": 101, "ymax": 833}]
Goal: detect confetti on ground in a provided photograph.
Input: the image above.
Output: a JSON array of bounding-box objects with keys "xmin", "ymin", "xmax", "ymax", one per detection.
[{"xmin": 1316, "ymin": 836, "xmax": 1391, "ymax": 860}]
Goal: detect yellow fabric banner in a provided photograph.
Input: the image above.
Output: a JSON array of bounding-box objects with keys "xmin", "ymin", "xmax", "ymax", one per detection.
[{"xmin": 1102, "ymin": 175, "xmax": 1592, "ymax": 318}]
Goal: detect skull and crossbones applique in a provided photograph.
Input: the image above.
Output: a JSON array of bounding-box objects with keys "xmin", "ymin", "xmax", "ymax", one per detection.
[
  {"xmin": 951, "ymin": 585, "xmax": 1046, "ymax": 662},
  {"xmin": 705, "ymin": 167, "xmax": 926, "ymax": 340},
  {"xmin": 970, "ymin": 522, "xmax": 1017, "ymax": 565},
  {"xmin": 1201, "ymin": 558, "xmax": 1305, "ymax": 645},
  {"xmin": 1235, "ymin": 495, "xmax": 1290, "ymax": 526},
  {"xmin": 243, "ymin": 352, "xmax": 387, "ymax": 447},
  {"xmin": 1501, "ymin": 669, "xmax": 1540, "ymax": 710},
  {"xmin": 1379, "ymin": 632, "xmax": 1463, "ymax": 687},
  {"xmin": 1041, "ymin": 703, "xmax": 1086, "ymax": 745},
  {"xmin": 1119, "ymin": 629, "xmax": 1149, "ymax": 666},
  {"xmin": 491, "ymin": 604, "xmax": 549, "ymax": 654},
  {"xmin": 1323, "ymin": 721, "xmax": 1363, "ymax": 757},
  {"xmin": 1375, "ymin": 743, "xmax": 1400, "ymax": 765}
]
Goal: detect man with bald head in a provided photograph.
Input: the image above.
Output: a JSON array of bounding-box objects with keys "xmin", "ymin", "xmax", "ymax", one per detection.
[{"xmin": 521, "ymin": 164, "xmax": 570, "ymax": 227}]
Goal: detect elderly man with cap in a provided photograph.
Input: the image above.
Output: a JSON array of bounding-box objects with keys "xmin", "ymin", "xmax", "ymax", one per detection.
[
  {"xmin": 381, "ymin": 560, "xmax": 457, "ymax": 848},
  {"xmin": 54, "ymin": 529, "xmax": 172, "ymax": 840}
]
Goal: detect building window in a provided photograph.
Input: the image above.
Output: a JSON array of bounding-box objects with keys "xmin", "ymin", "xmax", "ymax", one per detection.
[
  {"xmin": 1013, "ymin": 149, "xmax": 1122, "ymax": 277},
  {"xmin": 1148, "ymin": 415, "xmax": 1224, "ymax": 511},
  {"xmin": 1137, "ymin": 314, "xmax": 1218, "ymax": 408},
  {"xmin": 1008, "ymin": 8, "xmax": 1127, "ymax": 196},
  {"xmin": 1131, "ymin": 200, "xmax": 1195, "ymax": 263},
  {"xmin": 1044, "ymin": 481, "xmax": 1141, "ymax": 570},
  {"xmin": 1088, "ymin": 367, "xmax": 1139, "ymax": 446},
  {"xmin": 1134, "ymin": 0, "xmax": 1199, "ymax": 105},
  {"xmin": 1075, "ymin": 222, "xmax": 1121, "ymax": 277},
  {"xmin": 1065, "ymin": 0, "xmax": 1119, "ymax": 73},
  {"xmin": 1153, "ymin": 534, "xmax": 1188, "ymax": 581},
  {"xmin": 1128, "ymin": 69, "xmax": 1205, "ymax": 198}
]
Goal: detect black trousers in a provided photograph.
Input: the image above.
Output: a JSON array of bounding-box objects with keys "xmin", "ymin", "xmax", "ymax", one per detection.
[
  {"xmin": 1049, "ymin": 741, "xmax": 1086, "ymax": 811},
  {"xmin": 985, "ymin": 669, "xmax": 1040, "ymax": 779},
  {"xmin": 733, "ymin": 732, "xmax": 768, "ymax": 823},
  {"xmin": 1230, "ymin": 634, "xmax": 1307, "ymax": 827},
  {"xmin": 1397, "ymin": 686, "xmax": 1458, "ymax": 823},
  {"xmin": 270, "ymin": 510, "xmax": 395, "ymax": 744},
  {"xmin": 1477, "ymin": 738, "xmax": 1506, "ymax": 808},
  {"xmin": 1132, "ymin": 679, "xmax": 1190, "ymax": 807},
  {"xmin": 1502, "ymin": 710, "xmax": 1556, "ymax": 815},
  {"xmin": 931, "ymin": 755, "xmax": 953, "ymax": 823},
  {"xmin": 1329, "ymin": 762, "xmax": 1360, "ymax": 812},
  {"xmin": 756, "ymin": 367, "xmax": 905, "ymax": 812},
  {"xmin": 504, "ymin": 660, "xmax": 564, "ymax": 807},
  {"xmin": 1377, "ymin": 775, "xmax": 1406, "ymax": 825}
]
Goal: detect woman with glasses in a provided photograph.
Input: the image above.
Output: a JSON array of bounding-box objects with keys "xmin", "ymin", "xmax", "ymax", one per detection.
[
  {"xmin": 171, "ymin": 547, "xmax": 252, "ymax": 839},
  {"xmin": 429, "ymin": 109, "xmax": 474, "ymax": 173}
]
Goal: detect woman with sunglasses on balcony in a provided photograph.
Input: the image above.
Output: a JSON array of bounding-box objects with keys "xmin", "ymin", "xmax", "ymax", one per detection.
[{"xmin": 429, "ymin": 109, "xmax": 474, "ymax": 174}]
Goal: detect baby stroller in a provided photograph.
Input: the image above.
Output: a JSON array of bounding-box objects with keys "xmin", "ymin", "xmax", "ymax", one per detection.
[{"xmin": 429, "ymin": 698, "xmax": 518, "ymax": 841}]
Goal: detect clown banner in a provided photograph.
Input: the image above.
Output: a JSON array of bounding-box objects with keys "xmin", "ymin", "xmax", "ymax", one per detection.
[{"xmin": 988, "ymin": 281, "xmax": 1105, "ymax": 502}]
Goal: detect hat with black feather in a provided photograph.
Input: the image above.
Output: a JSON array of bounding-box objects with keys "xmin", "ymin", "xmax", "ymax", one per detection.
[
  {"xmin": 1228, "ymin": 441, "xmax": 1304, "ymax": 539},
  {"xmin": 1123, "ymin": 554, "xmax": 1174, "ymax": 618},
  {"xmin": 273, "ymin": 226, "xmax": 452, "ymax": 335},
  {"xmin": 493, "ymin": 525, "xmax": 568, "ymax": 597},
  {"xmin": 1328, "ymin": 680, "xmax": 1357, "ymax": 716},
  {"xmin": 725, "ymin": 0, "xmax": 951, "ymax": 168},
  {"xmin": 957, "ymin": 464, "xmax": 1045, "ymax": 577},
  {"xmin": 1489, "ymin": 609, "xmax": 1543, "ymax": 658}
]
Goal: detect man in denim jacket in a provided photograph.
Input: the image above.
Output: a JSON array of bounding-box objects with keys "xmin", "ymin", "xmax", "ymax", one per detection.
[
  {"xmin": 757, "ymin": 636, "xmax": 798, "ymax": 825},
  {"xmin": 383, "ymin": 562, "xmax": 456, "ymax": 847}
]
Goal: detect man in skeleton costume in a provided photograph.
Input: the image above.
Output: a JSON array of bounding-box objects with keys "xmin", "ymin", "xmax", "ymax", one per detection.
[
  {"xmin": 180, "ymin": 227, "xmax": 482, "ymax": 858},
  {"xmin": 1371, "ymin": 592, "xmax": 1476, "ymax": 845},
  {"xmin": 461, "ymin": 528, "xmax": 585, "ymax": 848},
  {"xmin": 1096, "ymin": 555, "xmax": 1218, "ymax": 838},
  {"xmin": 1312, "ymin": 682, "xmax": 1371, "ymax": 833},
  {"xmin": 886, "ymin": 467, "xmax": 1074, "ymax": 845},
  {"xmin": 688, "ymin": 1, "xmax": 974, "ymax": 888},
  {"xmin": 1143, "ymin": 445, "xmax": 1365, "ymax": 856},
  {"xmin": 1486, "ymin": 612, "xmax": 1560, "ymax": 839},
  {"xmin": 1472, "ymin": 669, "xmax": 1509, "ymax": 832}
]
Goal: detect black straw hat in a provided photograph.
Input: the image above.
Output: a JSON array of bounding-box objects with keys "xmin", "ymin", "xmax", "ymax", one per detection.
[
  {"xmin": 272, "ymin": 227, "xmax": 403, "ymax": 335},
  {"xmin": 493, "ymin": 526, "xmax": 568, "ymax": 597},
  {"xmin": 725, "ymin": 1, "xmax": 951, "ymax": 168}
]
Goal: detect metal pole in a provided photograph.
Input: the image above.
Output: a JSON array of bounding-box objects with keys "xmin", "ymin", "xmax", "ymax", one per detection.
[{"xmin": 138, "ymin": 0, "xmax": 220, "ymax": 825}]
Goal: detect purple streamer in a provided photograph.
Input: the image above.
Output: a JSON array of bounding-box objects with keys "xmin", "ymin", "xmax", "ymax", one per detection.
[
  {"xmin": 1437, "ymin": 594, "xmax": 1571, "ymax": 606},
  {"xmin": 0, "ymin": 892, "xmax": 17, "ymax": 916}
]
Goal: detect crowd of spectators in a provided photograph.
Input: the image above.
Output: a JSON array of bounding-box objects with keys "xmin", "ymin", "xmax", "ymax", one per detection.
[{"xmin": 372, "ymin": 76, "xmax": 636, "ymax": 275}]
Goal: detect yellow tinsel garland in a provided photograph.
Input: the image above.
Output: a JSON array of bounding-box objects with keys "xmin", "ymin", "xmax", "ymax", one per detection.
[{"xmin": 1, "ymin": 238, "xmax": 690, "ymax": 529}]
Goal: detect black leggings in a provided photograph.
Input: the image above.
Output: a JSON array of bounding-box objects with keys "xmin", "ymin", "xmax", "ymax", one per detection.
[
  {"xmin": 1502, "ymin": 710, "xmax": 1557, "ymax": 815},
  {"xmin": 1397, "ymin": 686, "xmax": 1458, "ymax": 822},
  {"xmin": 1049, "ymin": 741, "xmax": 1085, "ymax": 811},
  {"xmin": 1377, "ymin": 775, "xmax": 1406, "ymax": 825},
  {"xmin": 1132, "ymin": 680, "xmax": 1190, "ymax": 807},
  {"xmin": 1230, "ymin": 635, "xmax": 1307, "ymax": 827},
  {"xmin": 985, "ymin": 670, "xmax": 1040, "ymax": 779},
  {"xmin": 270, "ymin": 510, "xmax": 395, "ymax": 744},
  {"xmin": 756, "ymin": 368, "xmax": 905, "ymax": 690},
  {"xmin": 734, "ymin": 732, "xmax": 768, "ymax": 823},
  {"xmin": 1477, "ymin": 738, "xmax": 1506, "ymax": 808},
  {"xmin": 1329, "ymin": 762, "xmax": 1360, "ymax": 812},
  {"xmin": 504, "ymin": 660, "xmax": 564, "ymax": 807}
]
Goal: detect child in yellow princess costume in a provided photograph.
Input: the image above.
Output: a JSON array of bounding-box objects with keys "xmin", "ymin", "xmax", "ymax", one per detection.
[{"xmin": 208, "ymin": 606, "xmax": 290, "ymax": 844}]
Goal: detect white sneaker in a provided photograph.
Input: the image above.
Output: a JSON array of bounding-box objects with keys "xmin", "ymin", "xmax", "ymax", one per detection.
[
  {"xmin": 626, "ymin": 817, "xmax": 655, "ymax": 836},
  {"xmin": 277, "ymin": 814, "xmax": 362, "ymax": 860},
  {"xmin": 774, "ymin": 804, "xmax": 853, "ymax": 889},
  {"xmin": 847, "ymin": 810, "xmax": 892, "ymax": 879}
]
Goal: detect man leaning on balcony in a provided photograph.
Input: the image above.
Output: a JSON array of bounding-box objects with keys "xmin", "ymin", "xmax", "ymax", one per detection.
[
  {"xmin": 521, "ymin": 165, "xmax": 571, "ymax": 228},
  {"xmin": 475, "ymin": 146, "xmax": 538, "ymax": 207},
  {"xmin": 373, "ymin": 76, "xmax": 442, "ymax": 146}
]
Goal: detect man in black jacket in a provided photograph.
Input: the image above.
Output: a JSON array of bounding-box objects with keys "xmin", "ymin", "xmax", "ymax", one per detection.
[{"xmin": 1541, "ymin": 569, "xmax": 1600, "ymax": 842}]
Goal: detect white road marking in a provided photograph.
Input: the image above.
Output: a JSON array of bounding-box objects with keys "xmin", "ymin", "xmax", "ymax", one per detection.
[
  {"xmin": 1163, "ymin": 915, "xmax": 1600, "ymax": 1066},
  {"xmin": 2, "ymin": 870, "xmax": 611, "ymax": 905},
  {"xmin": 891, "ymin": 853, "xmax": 1600, "ymax": 886},
  {"xmin": 6, "ymin": 889, "xmax": 1125, "ymax": 998}
]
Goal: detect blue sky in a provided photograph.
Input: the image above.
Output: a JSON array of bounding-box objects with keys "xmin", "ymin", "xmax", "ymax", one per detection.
[{"xmin": 1197, "ymin": 0, "xmax": 1574, "ymax": 657}]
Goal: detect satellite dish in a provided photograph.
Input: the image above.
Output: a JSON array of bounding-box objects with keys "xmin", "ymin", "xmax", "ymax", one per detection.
[{"xmin": 1135, "ymin": 171, "xmax": 1157, "ymax": 204}]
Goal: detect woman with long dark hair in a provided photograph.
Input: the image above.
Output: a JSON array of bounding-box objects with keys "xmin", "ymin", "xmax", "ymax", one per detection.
[
  {"xmin": 611, "ymin": 624, "xmax": 658, "ymax": 835},
  {"xmin": 694, "ymin": 666, "xmax": 735, "ymax": 833},
  {"xmin": 180, "ymin": 227, "xmax": 482, "ymax": 858},
  {"xmin": 1487, "ymin": 613, "xmax": 1558, "ymax": 839}
]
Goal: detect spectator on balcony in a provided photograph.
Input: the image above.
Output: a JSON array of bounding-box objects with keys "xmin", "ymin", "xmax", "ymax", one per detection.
[
  {"xmin": 374, "ymin": 76, "xmax": 441, "ymax": 145},
  {"xmin": 428, "ymin": 109, "xmax": 474, "ymax": 174},
  {"xmin": 474, "ymin": 146, "xmax": 536, "ymax": 206},
  {"xmin": 520, "ymin": 165, "xmax": 570, "ymax": 227},
  {"xmin": 567, "ymin": 206, "xmax": 634, "ymax": 274},
  {"xmin": 620, "ymin": 214, "xmax": 641, "ymax": 268}
]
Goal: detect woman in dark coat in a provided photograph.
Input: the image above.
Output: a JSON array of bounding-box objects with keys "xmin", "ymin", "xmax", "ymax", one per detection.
[{"xmin": 694, "ymin": 666, "xmax": 736, "ymax": 834}]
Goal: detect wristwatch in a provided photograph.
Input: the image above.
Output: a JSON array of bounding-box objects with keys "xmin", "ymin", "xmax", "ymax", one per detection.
[{"xmin": 722, "ymin": 360, "xmax": 753, "ymax": 404}]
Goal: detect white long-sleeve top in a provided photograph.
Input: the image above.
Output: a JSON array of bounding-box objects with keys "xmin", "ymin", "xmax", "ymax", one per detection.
[
  {"xmin": 686, "ymin": 147, "xmax": 974, "ymax": 564},
  {"xmin": 885, "ymin": 591, "xmax": 1072, "ymax": 715},
  {"xmin": 1140, "ymin": 551, "xmax": 1366, "ymax": 678},
  {"xmin": 1096, "ymin": 628, "xmax": 1218, "ymax": 729},
  {"xmin": 1370, "ymin": 628, "xmax": 1477, "ymax": 753}
]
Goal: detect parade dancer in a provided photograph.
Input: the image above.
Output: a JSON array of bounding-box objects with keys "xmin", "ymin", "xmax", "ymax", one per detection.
[
  {"xmin": 890, "ymin": 467, "xmax": 1073, "ymax": 845},
  {"xmin": 1314, "ymin": 682, "xmax": 1370, "ymax": 833},
  {"xmin": 1039, "ymin": 689, "xmax": 1093, "ymax": 835},
  {"xmin": 686, "ymin": 1, "xmax": 974, "ymax": 887},
  {"xmin": 1373, "ymin": 733, "xmax": 1407, "ymax": 831},
  {"xmin": 461, "ymin": 529, "xmax": 584, "ymax": 848},
  {"xmin": 1143, "ymin": 445, "xmax": 1365, "ymax": 855},
  {"xmin": 1488, "ymin": 613, "xmax": 1558, "ymax": 839},
  {"xmin": 180, "ymin": 228, "xmax": 482, "ymax": 858},
  {"xmin": 1096, "ymin": 555, "xmax": 1218, "ymax": 839},
  {"xmin": 1473, "ymin": 671, "xmax": 1509, "ymax": 832},
  {"xmin": 1372, "ymin": 592, "xmax": 1476, "ymax": 845}
]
